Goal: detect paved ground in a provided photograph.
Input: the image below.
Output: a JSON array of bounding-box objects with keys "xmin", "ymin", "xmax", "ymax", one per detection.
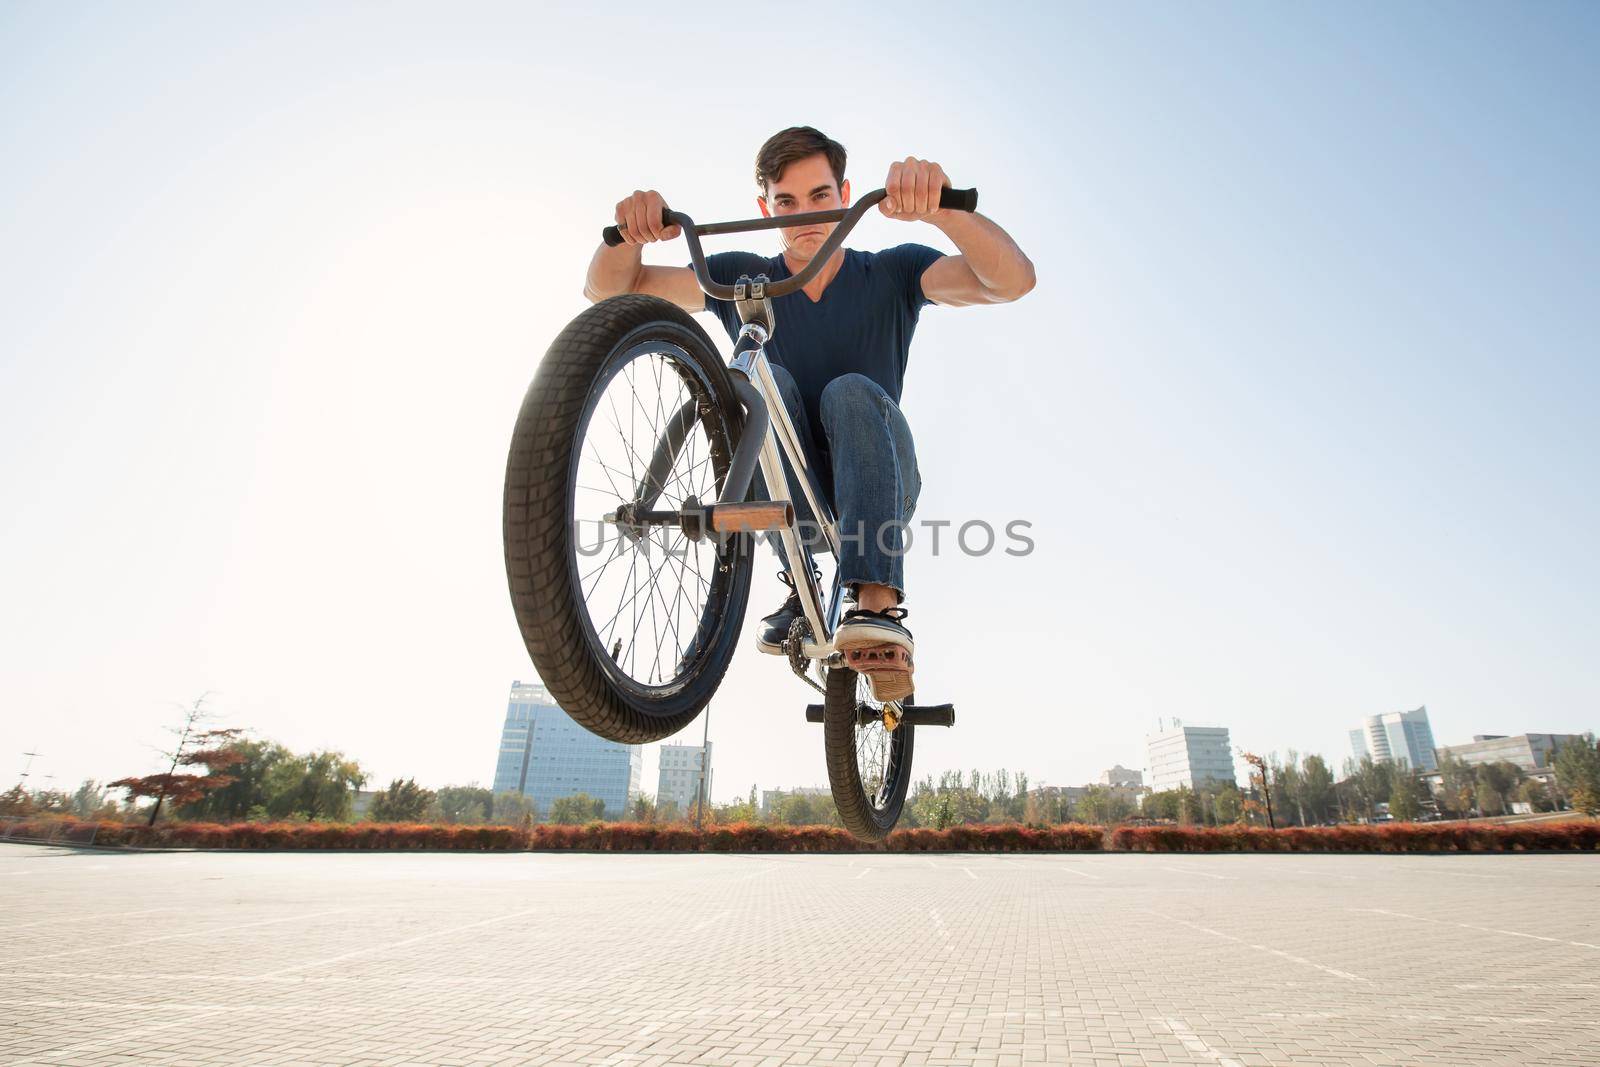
[{"xmin": 1, "ymin": 844, "xmax": 1596, "ymax": 1066}]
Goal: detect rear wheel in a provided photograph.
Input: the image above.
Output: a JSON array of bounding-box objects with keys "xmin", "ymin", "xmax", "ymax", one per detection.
[
  {"xmin": 503, "ymin": 295, "xmax": 753, "ymax": 743},
  {"xmin": 824, "ymin": 665, "xmax": 915, "ymax": 841}
]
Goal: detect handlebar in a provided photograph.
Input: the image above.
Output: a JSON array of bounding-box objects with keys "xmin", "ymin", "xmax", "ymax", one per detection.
[{"xmin": 602, "ymin": 186, "xmax": 979, "ymax": 301}]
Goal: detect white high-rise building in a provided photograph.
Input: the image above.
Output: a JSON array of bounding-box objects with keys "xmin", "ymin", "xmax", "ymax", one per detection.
[
  {"xmin": 657, "ymin": 742, "xmax": 713, "ymax": 816},
  {"xmin": 1145, "ymin": 722, "xmax": 1236, "ymax": 792},
  {"xmin": 1349, "ymin": 706, "xmax": 1438, "ymax": 771}
]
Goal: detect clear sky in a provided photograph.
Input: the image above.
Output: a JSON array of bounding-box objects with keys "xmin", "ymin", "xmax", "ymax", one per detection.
[{"xmin": 3, "ymin": 1, "xmax": 1596, "ymax": 803}]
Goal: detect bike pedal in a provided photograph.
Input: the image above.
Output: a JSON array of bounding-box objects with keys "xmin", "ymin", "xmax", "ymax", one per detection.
[{"xmin": 802, "ymin": 703, "xmax": 956, "ymax": 727}]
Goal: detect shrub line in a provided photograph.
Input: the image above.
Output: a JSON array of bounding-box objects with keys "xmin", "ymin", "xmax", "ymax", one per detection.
[{"xmin": 3, "ymin": 819, "xmax": 1596, "ymax": 853}]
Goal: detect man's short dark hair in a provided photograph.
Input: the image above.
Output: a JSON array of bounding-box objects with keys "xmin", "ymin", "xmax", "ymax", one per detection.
[{"xmin": 755, "ymin": 126, "xmax": 847, "ymax": 195}]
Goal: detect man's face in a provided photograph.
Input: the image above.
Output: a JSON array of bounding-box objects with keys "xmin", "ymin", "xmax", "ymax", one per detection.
[{"xmin": 758, "ymin": 153, "xmax": 851, "ymax": 263}]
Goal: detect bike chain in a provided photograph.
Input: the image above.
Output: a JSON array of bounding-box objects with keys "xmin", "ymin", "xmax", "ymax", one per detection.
[{"xmin": 786, "ymin": 616, "xmax": 825, "ymax": 694}]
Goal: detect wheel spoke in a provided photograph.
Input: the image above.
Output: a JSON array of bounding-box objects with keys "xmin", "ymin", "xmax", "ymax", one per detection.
[{"xmin": 571, "ymin": 346, "xmax": 731, "ymax": 694}]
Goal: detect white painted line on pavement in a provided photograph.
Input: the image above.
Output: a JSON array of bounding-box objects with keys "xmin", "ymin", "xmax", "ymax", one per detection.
[
  {"xmin": 855, "ymin": 867, "xmax": 872, "ymax": 879},
  {"xmin": 260, "ymin": 906, "xmax": 546, "ymax": 977},
  {"xmin": 1352, "ymin": 907, "xmax": 1600, "ymax": 950},
  {"xmin": 1055, "ymin": 864, "xmax": 1103, "ymax": 880},
  {"xmin": 690, "ymin": 910, "xmax": 729, "ymax": 932},
  {"xmin": 961, "ymin": 866, "xmax": 978, "ymax": 880},
  {"xmin": 0, "ymin": 909, "xmax": 354, "ymax": 965},
  {"xmin": 1154, "ymin": 913, "xmax": 1367, "ymax": 982},
  {"xmin": 928, "ymin": 907, "xmax": 950, "ymax": 940},
  {"xmin": 1161, "ymin": 1017, "xmax": 1245, "ymax": 1067}
]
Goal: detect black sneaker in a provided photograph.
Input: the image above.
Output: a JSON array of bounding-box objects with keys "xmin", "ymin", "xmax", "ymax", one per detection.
[
  {"xmin": 755, "ymin": 570, "xmax": 817, "ymax": 655},
  {"xmin": 834, "ymin": 605, "xmax": 914, "ymax": 655}
]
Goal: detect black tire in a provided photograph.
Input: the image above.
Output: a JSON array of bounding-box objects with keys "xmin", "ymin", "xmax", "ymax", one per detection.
[
  {"xmin": 504, "ymin": 294, "xmax": 753, "ymax": 743},
  {"xmin": 824, "ymin": 665, "xmax": 916, "ymax": 842}
]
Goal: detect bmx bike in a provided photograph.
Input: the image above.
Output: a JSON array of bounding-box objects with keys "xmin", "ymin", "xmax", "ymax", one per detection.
[{"xmin": 503, "ymin": 184, "xmax": 977, "ymax": 840}]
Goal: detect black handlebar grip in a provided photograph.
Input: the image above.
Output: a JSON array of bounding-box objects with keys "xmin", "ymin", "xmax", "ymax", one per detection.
[
  {"xmin": 939, "ymin": 187, "xmax": 979, "ymax": 212},
  {"xmin": 602, "ymin": 206, "xmax": 675, "ymax": 247}
]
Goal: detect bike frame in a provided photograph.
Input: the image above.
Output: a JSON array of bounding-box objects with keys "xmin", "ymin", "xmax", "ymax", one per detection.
[
  {"xmin": 608, "ymin": 186, "xmax": 977, "ymax": 670},
  {"xmin": 730, "ymin": 325, "xmax": 843, "ymax": 662}
]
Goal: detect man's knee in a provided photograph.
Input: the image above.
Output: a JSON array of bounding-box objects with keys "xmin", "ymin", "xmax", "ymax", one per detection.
[{"xmin": 821, "ymin": 373, "xmax": 886, "ymax": 427}]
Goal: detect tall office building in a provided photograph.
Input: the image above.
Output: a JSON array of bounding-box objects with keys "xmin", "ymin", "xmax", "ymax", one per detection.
[
  {"xmin": 657, "ymin": 742, "xmax": 713, "ymax": 816},
  {"xmin": 1145, "ymin": 722, "xmax": 1236, "ymax": 792},
  {"xmin": 492, "ymin": 680, "xmax": 641, "ymax": 818},
  {"xmin": 1349, "ymin": 706, "xmax": 1438, "ymax": 771}
]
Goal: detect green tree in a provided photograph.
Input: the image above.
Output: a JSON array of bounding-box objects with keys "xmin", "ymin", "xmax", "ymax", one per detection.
[
  {"xmin": 179, "ymin": 739, "xmax": 292, "ymax": 821},
  {"xmin": 1176, "ymin": 785, "xmax": 1199, "ymax": 827},
  {"xmin": 490, "ymin": 791, "xmax": 536, "ymax": 825},
  {"xmin": 1143, "ymin": 790, "xmax": 1181, "ymax": 821},
  {"xmin": 431, "ymin": 785, "xmax": 493, "ymax": 824},
  {"xmin": 1474, "ymin": 762, "xmax": 1522, "ymax": 817},
  {"xmin": 549, "ymin": 792, "xmax": 606, "ymax": 824},
  {"xmin": 630, "ymin": 793, "xmax": 657, "ymax": 822},
  {"xmin": 1553, "ymin": 735, "xmax": 1600, "ymax": 816},
  {"xmin": 1298, "ymin": 755, "xmax": 1335, "ymax": 825},
  {"xmin": 368, "ymin": 778, "xmax": 434, "ymax": 822},
  {"xmin": 69, "ymin": 780, "xmax": 116, "ymax": 820},
  {"xmin": 1272, "ymin": 751, "xmax": 1305, "ymax": 827},
  {"xmin": 1434, "ymin": 751, "xmax": 1477, "ymax": 818},
  {"xmin": 714, "ymin": 790, "xmax": 760, "ymax": 824},
  {"xmin": 1516, "ymin": 778, "xmax": 1554, "ymax": 814},
  {"xmin": 1203, "ymin": 782, "xmax": 1241, "ymax": 824},
  {"xmin": 263, "ymin": 750, "xmax": 366, "ymax": 821},
  {"xmin": 1077, "ymin": 786, "xmax": 1113, "ymax": 825},
  {"xmin": 771, "ymin": 792, "xmax": 837, "ymax": 826},
  {"xmin": 1389, "ymin": 772, "xmax": 1424, "ymax": 821},
  {"xmin": 1341, "ymin": 755, "xmax": 1396, "ymax": 823}
]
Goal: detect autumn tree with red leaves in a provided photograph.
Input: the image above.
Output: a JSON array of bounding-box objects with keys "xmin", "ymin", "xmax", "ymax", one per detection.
[{"xmin": 109, "ymin": 694, "xmax": 244, "ymax": 826}]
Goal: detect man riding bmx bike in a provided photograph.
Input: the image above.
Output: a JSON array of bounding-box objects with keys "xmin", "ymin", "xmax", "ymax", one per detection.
[{"xmin": 583, "ymin": 126, "xmax": 1036, "ymax": 701}]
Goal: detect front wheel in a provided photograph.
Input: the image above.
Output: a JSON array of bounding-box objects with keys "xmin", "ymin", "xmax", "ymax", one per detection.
[
  {"xmin": 503, "ymin": 295, "xmax": 753, "ymax": 743},
  {"xmin": 824, "ymin": 665, "xmax": 916, "ymax": 841}
]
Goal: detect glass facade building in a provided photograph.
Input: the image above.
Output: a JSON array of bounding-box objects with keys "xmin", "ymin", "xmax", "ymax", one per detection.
[
  {"xmin": 492, "ymin": 680, "xmax": 641, "ymax": 819},
  {"xmin": 1349, "ymin": 706, "xmax": 1438, "ymax": 771}
]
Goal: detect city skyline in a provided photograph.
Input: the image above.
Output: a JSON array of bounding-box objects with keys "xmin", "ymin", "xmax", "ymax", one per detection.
[
  {"xmin": 9, "ymin": 678, "xmax": 1594, "ymax": 806},
  {"xmin": 6, "ymin": 668, "xmax": 1593, "ymax": 799},
  {"xmin": 4, "ymin": 5, "xmax": 1596, "ymax": 802}
]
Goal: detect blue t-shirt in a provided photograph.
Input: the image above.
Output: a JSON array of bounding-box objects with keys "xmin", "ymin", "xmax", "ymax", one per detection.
[{"xmin": 692, "ymin": 243, "xmax": 945, "ymax": 450}]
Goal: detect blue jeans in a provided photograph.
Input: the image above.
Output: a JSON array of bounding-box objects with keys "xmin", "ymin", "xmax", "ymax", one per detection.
[{"xmin": 752, "ymin": 365, "xmax": 921, "ymax": 602}]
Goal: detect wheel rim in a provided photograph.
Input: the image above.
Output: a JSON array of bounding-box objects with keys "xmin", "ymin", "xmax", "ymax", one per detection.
[
  {"xmin": 852, "ymin": 673, "xmax": 907, "ymax": 812},
  {"xmin": 567, "ymin": 340, "xmax": 736, "ymax": 698}
]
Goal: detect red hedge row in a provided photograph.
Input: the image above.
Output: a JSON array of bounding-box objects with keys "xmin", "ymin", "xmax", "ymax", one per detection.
[
  {"xmin": 1110, "ymin": 821, "xmax": 1600, "ymax": 853},
  {"xmin": 6, "ymin": 817, "xmax": 1597, "ymax": 852}
]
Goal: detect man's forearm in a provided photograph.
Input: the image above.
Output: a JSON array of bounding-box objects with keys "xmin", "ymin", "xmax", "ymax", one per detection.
[
  {"xmin": 931, "ymin": 211, "xmax": 1036, "ymax": 299},
  {"xmin": 584, "ymin": 242, "xmax": 644, "ymax": 302}
]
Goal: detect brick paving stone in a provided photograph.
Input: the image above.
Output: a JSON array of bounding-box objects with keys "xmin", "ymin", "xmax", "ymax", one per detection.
[{"xmin": 1, "ymin": 845, "xmax": 1597, "ymax": 1065}]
